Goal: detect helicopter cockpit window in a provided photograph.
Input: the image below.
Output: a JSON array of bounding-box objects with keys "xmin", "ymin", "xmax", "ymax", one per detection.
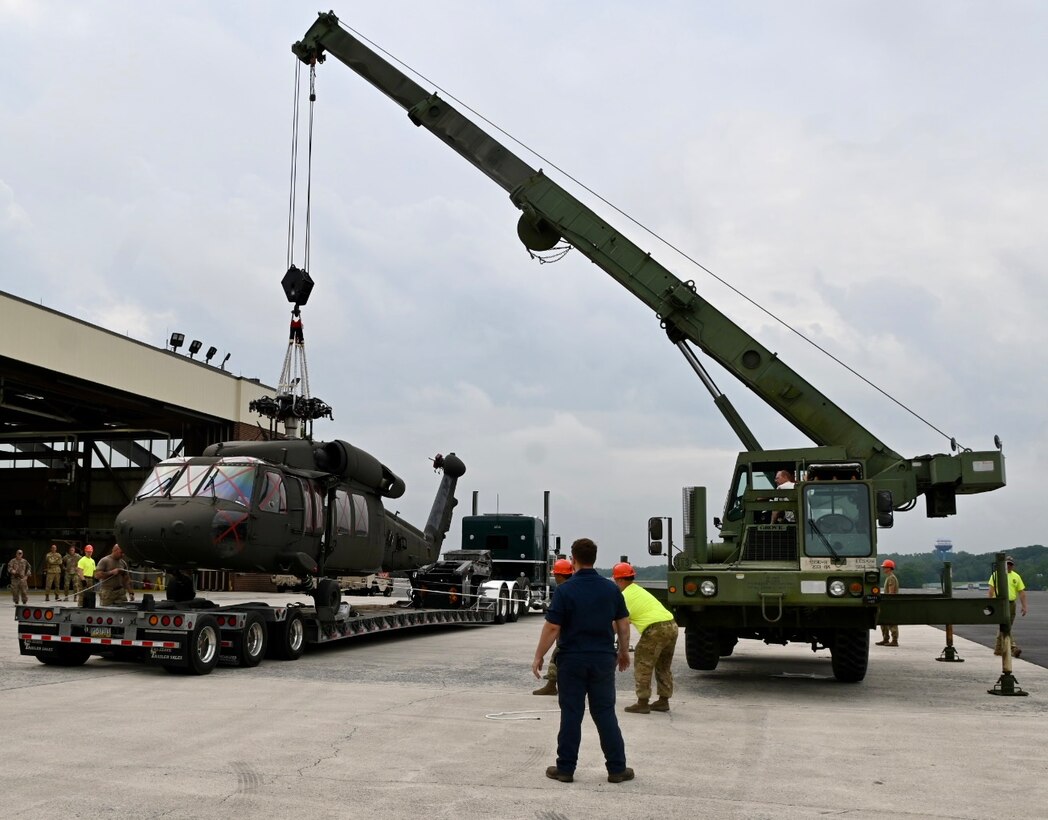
[
  {"xmin": 352, "ymin": 494, "xmax": 369, "ymax": 536},
  {"xmin": 168, "ymin": 463, "xmax": 214, "ymax": 498},
  {"xmin": 135, "ymin": 460, "xmax": 189, "ymax": 499},
  {"xmin": 196, "ymin": 463, "xmax": 256, "ymax": 507},
  {"xmin": 257, "ymin": 471, "xmax": 287, "ymax": 514},
  {"xmin": 803, "ymin": 484, "xmax": 872, "ymax": 557}
]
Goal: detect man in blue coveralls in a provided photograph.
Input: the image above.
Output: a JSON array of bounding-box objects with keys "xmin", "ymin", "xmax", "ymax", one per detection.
[{"xmin": 532, "ymin": 537, "xmax": 634, "ymax": 784}]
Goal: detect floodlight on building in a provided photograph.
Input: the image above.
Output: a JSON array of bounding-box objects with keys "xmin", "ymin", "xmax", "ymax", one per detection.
[
  {"xmin": 221, "ymin": 352, "xmax": 231, "ymax": 370},
  {"xmin": 205, "ymin": 345, "xmax": 218, "ymax": 364},
  {"xmin": 169, "ymin": 332, "xmax": 185, "ymax": 352},
  {"xmin": 188, "ymin": 340, "xmax": 202, "ymax": 358}
]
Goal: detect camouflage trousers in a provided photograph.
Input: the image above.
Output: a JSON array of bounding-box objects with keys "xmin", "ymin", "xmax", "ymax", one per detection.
[
  {"xmin": 634, "ymin": 619, "xmax": 678, "ymax": 701},
  {"xmin": 99, "ymin": 587, "xmax": 128, "ymax": 607},
  {"xmin": 64, "ymin": 576, "xmax": 82, "ymax": 599},
  {"xmin": 880, "ymin": 624, "xmax": 898, "ymax": 642},
  {"xmin": 44, "ymin": 571, "xmax": 62, "ymax": 598},
  {"xmin": 10, "ymin": 578, "xmax": 28, "ymax": 604},
  {"xmin": 544, "ymin": 647, "xmax": 560, "ymax": 683}
]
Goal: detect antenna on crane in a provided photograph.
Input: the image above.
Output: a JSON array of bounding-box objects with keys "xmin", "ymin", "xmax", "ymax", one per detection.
[{"xmin": 249, "ymin": 58, "xmax": 333, "ymax": 440}]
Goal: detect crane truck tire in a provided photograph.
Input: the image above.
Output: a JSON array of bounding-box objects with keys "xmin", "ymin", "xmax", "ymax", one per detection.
[
  {"xmin": 268, "ymin": 609, "xmax": 306, "ymax": 660},
  {"xmin": 830, "ymin": 628, "xmax": 869, "ymax": 683},
  {"xmin": 685, "ymin": 626, "xmax": 720, "ymax": 671}
]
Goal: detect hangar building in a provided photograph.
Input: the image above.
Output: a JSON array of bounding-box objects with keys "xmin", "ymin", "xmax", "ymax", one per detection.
[{"xmin": 0, "ymin": 290, "xmax": 276, "ymax": 576}]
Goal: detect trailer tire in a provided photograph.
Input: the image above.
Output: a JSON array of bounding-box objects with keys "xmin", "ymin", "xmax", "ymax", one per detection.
[
  {"xmin": 830, "ymin": 627, "xmax": 869, "ymax": 683},
  {"xmin": 685, "ymin": 626, "xmax": 720, "ymax": 671},
  {"xmin": 236, "ymin": 612, "xmax": 268, "ymax": 668},
  {"xmin": 506, "ymin": 587, "xmax": 521, "ymax": 623},
  {"xmin": 36, "ymin": 647, "xmax": 91, "ymax": 667},
  {"xmin": 185, "ymin": 615, "xmax": 220, "ymax": 675},
  {"xmin": 268, "ymin": 609, "xmax": 305, "ymax": 661},
  {"xmin": 493, "ymin": 585, "xmax": 509, "ymax": 624},
  {"xmin": 718, "ymin": 633, "xmax": 738, "ymax": 657}
]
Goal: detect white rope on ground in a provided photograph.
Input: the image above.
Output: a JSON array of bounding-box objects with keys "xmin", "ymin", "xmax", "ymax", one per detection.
[{"xmin": 484, "ymin": 709, "xmax": 562, "ymax": 721}]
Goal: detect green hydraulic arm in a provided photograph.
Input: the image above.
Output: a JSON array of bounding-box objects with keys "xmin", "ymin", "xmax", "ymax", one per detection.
[{"xmin": 293, "ymin": 11, "xmax": 1004, "ymax": 513}]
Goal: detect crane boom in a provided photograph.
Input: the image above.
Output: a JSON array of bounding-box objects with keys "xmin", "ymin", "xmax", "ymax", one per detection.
[{"xmin": 293, "ymin": 12, "xmax": 1004, "ymax": 515}]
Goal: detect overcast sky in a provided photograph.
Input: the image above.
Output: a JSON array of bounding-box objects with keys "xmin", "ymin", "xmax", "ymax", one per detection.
[{"xmin": 2, "ymin": 1, "xmax": 1045, "ymax": 563}]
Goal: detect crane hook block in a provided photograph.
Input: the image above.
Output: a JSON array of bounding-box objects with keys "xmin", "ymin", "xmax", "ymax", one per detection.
[{"xmin": 282, "ymin": 265, "xmax": 314, "ymax": 306}]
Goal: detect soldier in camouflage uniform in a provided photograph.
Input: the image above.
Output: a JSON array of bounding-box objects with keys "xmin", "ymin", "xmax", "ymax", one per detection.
[
  {"xmin": 43, "ymin": 544, "xmax": 63, "ymax": 601},
  {"xmin": 62, "ymin": 545, "xmax": 81, "ymax": 601},
  {"xmin": 95, "ymin": 544, "xmax": 134, "ymax": 606},
  {"xmin": 532, "ymin": 558, "xmax": 575, "ymax": 696},
  {"xmin": 613, "ymin": 562, "xmax": 679, "ymax": 714},
  {"xmin": 8, "ymin": 549, "xmax": 31, "ymax": 605}
]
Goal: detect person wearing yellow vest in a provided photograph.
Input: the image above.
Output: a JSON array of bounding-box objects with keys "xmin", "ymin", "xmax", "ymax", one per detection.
[
  {"xmin": 77, "ymin": 545, "xmax": 96, "ymax": 606},
  {"xmin": 613, "ymin": 562, "xmax": 679, "ymax": 714},
  {"xmin": 989, "ymin": 556, "xmax": 1028, "ymax": 658}
]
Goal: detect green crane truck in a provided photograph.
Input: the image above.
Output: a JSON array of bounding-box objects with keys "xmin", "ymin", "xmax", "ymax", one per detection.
[{"xmin": 292, "ymin": 12, "xmax": 1009, "ymax": 682}]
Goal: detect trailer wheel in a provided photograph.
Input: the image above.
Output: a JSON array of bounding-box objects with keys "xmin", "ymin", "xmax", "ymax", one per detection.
[
  {"xmin": 685, "ymin": 626, "xmax": 720, "ymax": 671},
  {"xmin": 185, "ymin": 615, "xmax": 220, "ymax": 675},
  {"xmin": 506, "ymin": 587, "xmax": 520, "ymax": 623},
  {"xmin": 830, "ymin": 627, "xmax": 869, "ymax": 683},
  {"xmin": 236, "ymin": 612, "xmax": 268, "ymax": 668},
  {"xmin": 268, "ymin": 609, "xmax": 305, "ymax": 661},
  {"xmin": 36, "ymin": 647, "xmax": 91, "ymax": 667},
  {"xmin": 493, "ymin": 585, "xmax": 509, "ymax": 624}
]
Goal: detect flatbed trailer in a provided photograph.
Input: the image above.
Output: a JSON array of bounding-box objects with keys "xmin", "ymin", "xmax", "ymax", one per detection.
[{"xmin": 16, "ymin": 592, "xmax": 497, "ymax": 675}]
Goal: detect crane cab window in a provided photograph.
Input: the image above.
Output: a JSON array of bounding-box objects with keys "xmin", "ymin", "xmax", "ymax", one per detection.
[{"xmin": 803, "ymin": 483, "xmax": 872, "ymax": 557}]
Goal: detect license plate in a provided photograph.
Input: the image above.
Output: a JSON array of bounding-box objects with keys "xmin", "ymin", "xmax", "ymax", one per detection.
[{"xmin": 90, "ymin": 627, "xmax": 111, "ymax": 638}]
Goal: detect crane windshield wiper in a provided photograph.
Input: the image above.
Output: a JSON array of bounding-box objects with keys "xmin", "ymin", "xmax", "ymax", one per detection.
[{"xmin": 806, "ymin": 519, "xmax": 842, "ymax": 564}]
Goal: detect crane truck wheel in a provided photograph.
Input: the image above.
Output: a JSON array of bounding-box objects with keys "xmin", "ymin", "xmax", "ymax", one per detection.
[
  {"xmin": 235, "ymin": 612, "xmax": 268, "ymax": 668},
  {"xmin": 829, "ymin": 628, "xmax": 869, "ymax": 683},
  {"xmin": 684, "ymin": 626, "xmax": 720, "ymax": 671},
  {"xmin": 718, "ymin": 634, "xmax": 739, "ymax": 657},
  {"xmin": 267, "ymin": 609, "xmax": 306, "ymax": 661}
]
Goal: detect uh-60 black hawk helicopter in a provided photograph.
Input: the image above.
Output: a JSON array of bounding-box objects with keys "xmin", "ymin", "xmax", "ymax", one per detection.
[{"xmin": 115, "ymin": 266, "xmax": 468, "ymax": 622}]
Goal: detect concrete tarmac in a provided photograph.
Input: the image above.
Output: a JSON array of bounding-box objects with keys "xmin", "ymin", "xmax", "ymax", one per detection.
[{"xmin": 4, "ymin": 589, "xmax": 1048, "ymax": 820}]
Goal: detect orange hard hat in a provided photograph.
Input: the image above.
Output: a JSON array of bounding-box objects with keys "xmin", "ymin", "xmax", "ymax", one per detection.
[
  {"xmin": 552, "ymin": 558, "xmax": 573, "ymax": 576},
  {"xmin": 84, "ymin": 544, "xmax": 94, "ymax": 554},
  {"xmin": 612, "ymin": 562, "xmax": 635, "ymax": 579},
  {"xmin": 880, "ymin": 559, "xmax": 895, "ymax": 569}
]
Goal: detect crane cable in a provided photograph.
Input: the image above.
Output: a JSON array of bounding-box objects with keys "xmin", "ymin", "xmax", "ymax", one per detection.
[
  {"xmin": 286, "ymin": 60, "xmax": 317, "ymax": 276},
  {"xmin": 338, "ymin": 21, "xmax": 967, "ymax": 452}
]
